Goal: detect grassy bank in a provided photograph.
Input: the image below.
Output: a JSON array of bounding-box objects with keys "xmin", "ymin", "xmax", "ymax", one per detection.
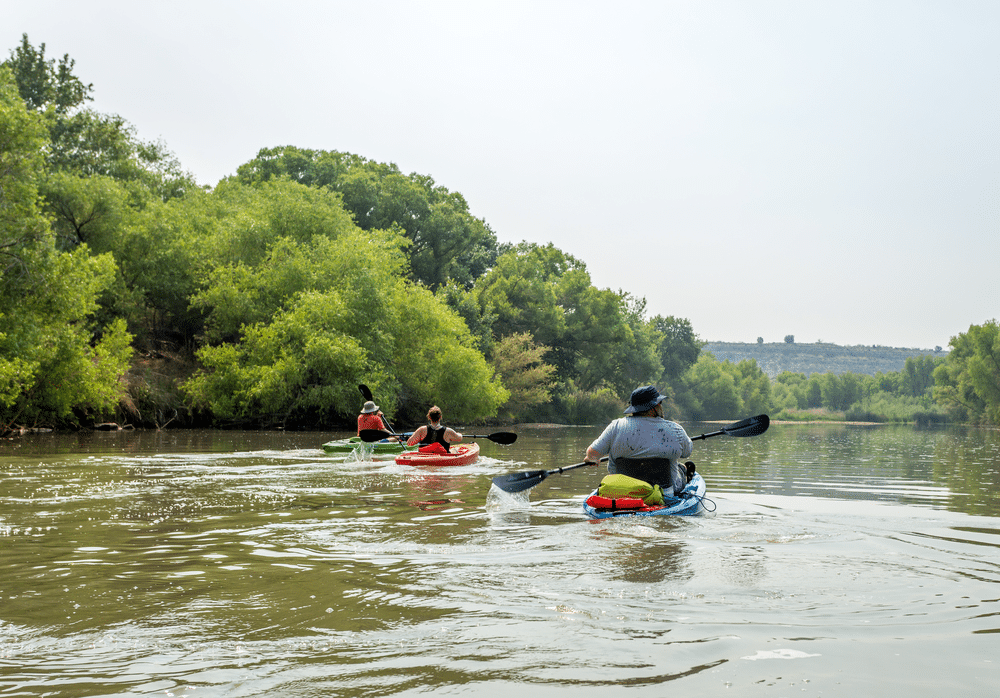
[{"xmin": 775, "ymin": 405, "xmax": 950, "ymax": 425}]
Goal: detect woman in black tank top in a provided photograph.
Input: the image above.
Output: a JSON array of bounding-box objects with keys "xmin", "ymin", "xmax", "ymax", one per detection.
[{"xmin": 406, "ymin": 405, "xmax": 463, "ymax": 452}]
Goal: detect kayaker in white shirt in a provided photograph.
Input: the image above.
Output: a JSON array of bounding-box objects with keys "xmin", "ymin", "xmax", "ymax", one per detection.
[{"xmin": 585, "ymin": 385, "xmax": 694, "ymax": 496}]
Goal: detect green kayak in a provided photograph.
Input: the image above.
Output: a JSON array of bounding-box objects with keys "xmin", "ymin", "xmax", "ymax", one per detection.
[{"xmin": 322, "ymin": 436, "xmax": 411, "ymax": 454}]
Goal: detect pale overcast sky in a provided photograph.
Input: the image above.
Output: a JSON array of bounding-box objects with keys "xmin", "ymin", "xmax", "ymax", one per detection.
[{"xmin": 5, "ymin": 1, "xmax": 998, "ymax": 349}]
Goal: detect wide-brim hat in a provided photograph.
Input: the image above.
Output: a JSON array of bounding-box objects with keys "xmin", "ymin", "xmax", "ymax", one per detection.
[
  {"xmin": 623, "ymin": 385, "xmax": 667, "ymax": 414},
  {"xmin": 361, "ymin": 401, "xmax": 379, "ymax": 414}
]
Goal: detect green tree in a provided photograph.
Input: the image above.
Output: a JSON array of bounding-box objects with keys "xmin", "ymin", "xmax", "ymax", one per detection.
[
  {"xmin": 0, "ymin": 64, "xmax": 51, "ymax": 410},
  {"xmin": 818, "ymin": 373, "xmax": 848, "ymax": 411},
  {"xmin": 184, "ymin": 210, "xmax": 408, "ymax": 425},
  {"xmin": 184, "ymin": 290, "xmax": 377, "ymax": 426},
  {"xmin": 773, "ymin": 371, "xmax": 808, "ymax": 409},
  {"xmin": 42, "ymin": 171, "xmax": 132, "ymax": 250},
  {"xmin": 473, "ymin": 242, "xmax": 661, "ymax": 399},
  {"xmin": 235, "ymin": 146, "xmax": 498, "ymax": 289},
  {"xmin": 866, "ymin": 371, "xmax": 901, "ymax": 396},
  {"xmin": 610, "ymin": 293, "xmax": 665, "ymax": 394},
  {"xmin": 9, "ymin": 253, "xmax": 133, "ymax": 424},
  {"xmin": 390, "ymin": 284, "xmax": 508, "ymax": 422},
  {"xmin": 194, "ymin": 227, "xmax": 407, "ymax": 349},
  {"xmin": 676, "ymin": 354, "xmax": 741, "ymax": 420},
  {"xmin": 736, "ymin": 359, "xmax": 772, "ymax": 416},
  {"xmin": 4, "ymin": 35, "xmax": 195, "ymax": 199},
  {"xmin": 901, "ymin": 355, "xmax": 941, "ymax": 398},
  {"xmin": 46, "ymin": 110, "xmax": 194, "ymax": 198},
  {"xmin": 491, "ymin": 332, "xmax": 557, "ymax": 420},
  {"xmin": 473, "ymin": 242, "xmax": 568, "ymax": 357},
  {"xmin": 651, "ymin": 314, "xmax": 702, "ymax": 381},
  {"xmin": 3, "ymin": 34, "xmax": 92, "ymax": 113},
  {"xmin": 436, "ymin": 280, "xmax": 496, "ymax": 354},
  {"xmin": 0, "ymin": 67, "xmax": 132, "ymax": 428},
  {"xmin": 0, "ymin": 66, "xmax": 49, "ymax": 273},
  {"xmin": 934, "ymin": 321, "xmax": 1000, "ymax": 424},
  {"xmin": 805, "ymin": 375, "xmax": 823, "ymax": 408},
  {"xmin": 771, "ymin": 379, "xmax": 801, "ymax": 412},
  {"xmin": 184, "ymin": 211, "xmax": 506, "ymax": 426}
]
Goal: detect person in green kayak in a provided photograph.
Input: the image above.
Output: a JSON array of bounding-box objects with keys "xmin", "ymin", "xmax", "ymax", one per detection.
[
  {"xmin": 357, "ymin": 401, "xmax": 390, "ymax": 436},
  {"xmin": 584, "ymin": 385, "xmax": 694, "ymax": 496},
  {"xmin": 406, "ymin": 405, "xmax": 463, "ymax": 454}
]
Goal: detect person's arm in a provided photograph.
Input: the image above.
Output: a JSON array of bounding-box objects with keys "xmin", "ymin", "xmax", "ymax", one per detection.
[
  {"xmin": 675, "ymin": 423, "xmax": 694, "ymax": 459},
  {"xmin": 585, "ymin": 420, "xmax": 617, "ymax": 464},
  {"xmin": 406, "ymin": 426, "xmax": 426, "ymax": 446},
  {"xmin": 445, "ymin": 427, "xmax": 463, "ymax": 443}
]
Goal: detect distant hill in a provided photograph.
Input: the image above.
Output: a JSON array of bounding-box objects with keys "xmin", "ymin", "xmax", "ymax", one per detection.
[{"xmin": 702, "ymin": 341, "xmax": 946, "ymax": 378}]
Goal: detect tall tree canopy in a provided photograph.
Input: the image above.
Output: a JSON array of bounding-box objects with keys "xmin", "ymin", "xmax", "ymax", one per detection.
[
  {"xmin": 934, "ymin": 321, "xmax": 1000, "ymax": 424},
  {"xmin": 472, "ymin": 242, "xmax": 661, "ymax": 399},
  {"xmin": 3, "ymin": 34, "xmax": 194, "ymax": 201},
  {"xmin": 0, "ymin": 66, "xmax": 132, "ymax": 429},
  {"xmin": 4, "ymin": 33, "xmax": 92, "ymax": 113},
  {"xmin": 235, "ymin": 146, "xmax": 498, "ymax": 290},
  {"xmin": 652, "ymin": 315, "xmax": 703, "ymax": 382},
  {"xmin": 184, "ymin": 220, "xmax": 507, "ymax": 426}
]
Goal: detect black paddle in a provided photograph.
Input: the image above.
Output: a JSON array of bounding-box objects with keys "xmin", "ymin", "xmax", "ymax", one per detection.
[
  {"xmin": 690, "ymin": 413, "xmax": 769, "ymax": 440},
  {"xmin": 490, "ymin": 414, "xmax": 770, "ymax": 493},
  {"xmin": 464, "ymin": 432, "xmax": 518, "ymax": 444},
  {"xmin": 358, "ymin": 383, "xmax": 395, "ymax": 434},
  {"xmin": 359, "ymin": 428, "xmax": 518, "ymax": 446},
  {"xmin": 491, "ymin": 456, "xmax": 610, "ymax": 493}
]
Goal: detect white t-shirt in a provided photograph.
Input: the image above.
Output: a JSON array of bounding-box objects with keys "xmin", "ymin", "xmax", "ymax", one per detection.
[{"xmin": 588, "ymin": 416, "xmax": 694, "ymax": 493}]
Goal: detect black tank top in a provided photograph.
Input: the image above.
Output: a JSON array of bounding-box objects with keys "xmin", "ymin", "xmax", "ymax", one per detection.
[{"xmin": 419, "ymin": 424, "xmax": 450, "ymax": 451}]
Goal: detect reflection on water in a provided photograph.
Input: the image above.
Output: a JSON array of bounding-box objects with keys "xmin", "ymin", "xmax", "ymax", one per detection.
[{"xmin": 1, "ymin": 424, "xmax": 999, "ymax": 696}]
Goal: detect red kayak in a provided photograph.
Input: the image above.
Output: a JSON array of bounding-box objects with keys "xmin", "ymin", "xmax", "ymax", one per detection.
[{"xmin": 395, "ymin": 441, "xmax": 480, "ymax": 467}]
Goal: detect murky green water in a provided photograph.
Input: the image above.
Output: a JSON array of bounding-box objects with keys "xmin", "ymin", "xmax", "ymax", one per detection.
[{"xmin": 2, "ymin": 423, "xmax": 999, "ymax": 696}]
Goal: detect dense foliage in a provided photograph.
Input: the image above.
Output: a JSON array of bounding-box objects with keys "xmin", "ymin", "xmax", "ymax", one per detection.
[
  {"xmin": 0, "ymin": 63, "xmax": 132, "ymax": 428},
  {"xmin": 234, "ymin": 146, "xmax": 498, "ymax": 291},
  {"xmin": 933, "ymin": 321, "xmax": 1000, "ymax": 424},
  {"xmin": 2, "ymin": 36, "xmax": 997, "ymax": 431}
]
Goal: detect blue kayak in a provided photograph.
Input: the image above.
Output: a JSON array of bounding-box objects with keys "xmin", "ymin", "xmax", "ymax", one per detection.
[{"xmin": 583, "ymin": 473, "xmax": 707, "ymax": 519}]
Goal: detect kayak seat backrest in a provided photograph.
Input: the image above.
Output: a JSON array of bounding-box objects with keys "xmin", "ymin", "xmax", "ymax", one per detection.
[{"xmin": 613, "ymin": 457, "xmax": 686, "ymax": 497}]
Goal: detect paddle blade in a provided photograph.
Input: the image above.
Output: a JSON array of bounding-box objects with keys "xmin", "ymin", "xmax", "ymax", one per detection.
[
  {"xmin": 487, "ymin": 432, "xmax": 517, "ymax": 445},
  {"xmin": 491, "ymin": 470, "xmax": 548, "ymax": 493},
  {"xmin": 491, "ymin": 458, "xmax": 601, "ymax": 493},
  {"xmin": 723, "ymin": 414, "xmax": 770, "ymax": 438},
  {"xmin": 358, "ymin": 384, "xmax": 374, "ymax": 402},
  {"xmin": 359, "ymin": 429, "xmax": 397, "ymax": 443}
]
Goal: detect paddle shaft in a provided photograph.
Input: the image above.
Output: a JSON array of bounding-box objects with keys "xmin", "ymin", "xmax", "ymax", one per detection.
[
  {"xmin": 553, "ymin": 456, "xmax": 609, "ymax": 476},
  {"xmin": 690, "ymin": 429, "xmax": 726, "ymax": 441},
  {"xmin": 360, "ymin": 428, "xmax": 517, "ymax": 445}
]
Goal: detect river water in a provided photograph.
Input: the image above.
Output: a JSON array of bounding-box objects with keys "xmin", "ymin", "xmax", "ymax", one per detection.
[{"xmin": 2, "ymin": 422, "xmax": 998, "ymax": 696}]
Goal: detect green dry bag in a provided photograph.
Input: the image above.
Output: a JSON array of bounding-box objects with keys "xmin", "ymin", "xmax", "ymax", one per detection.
[{"xmin": 597, "ymin": 474, "xmax": 665, "ymax": 506}]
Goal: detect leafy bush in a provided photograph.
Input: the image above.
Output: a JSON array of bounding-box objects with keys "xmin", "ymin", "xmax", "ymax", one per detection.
[{"xmin": 845, "ymin": 394, "xmax": 942, "ymax": 423}]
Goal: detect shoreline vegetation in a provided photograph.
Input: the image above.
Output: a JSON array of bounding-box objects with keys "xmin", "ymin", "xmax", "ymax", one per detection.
[{"xmin": 2, "ymin": 36, "xmax": 998, "ymax": 437}]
